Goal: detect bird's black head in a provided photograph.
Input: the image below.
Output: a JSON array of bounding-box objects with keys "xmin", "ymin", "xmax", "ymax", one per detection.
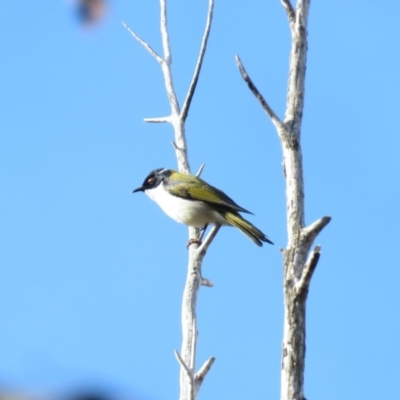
[{"xmin": 132, "ymin": 168, "xmax": 169, "ymax": 193}]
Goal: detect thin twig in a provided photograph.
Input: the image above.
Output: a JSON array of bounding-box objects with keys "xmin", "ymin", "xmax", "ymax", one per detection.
[
  {"xmin": 144, "ymin": 116, "xmax": 171, "ymax": 123},
  {"xmin": 281, "ymin": 0, "xmax": 295, "ymax": 28},
  {"xmin": 181, "ymin": 0, "xmax": 214, "ymax": 121},
  {"xmin": 175, "ymin": 349, "xmax": 193, "ymax": 378},
  {"xmin": 197, "ymin": 225, "xmax": 220, "ymax": 255},
  {"xmin": 302, "ymin": 216, "xmax": 331, "ymax": 245},
  {"xmin": 235, "ymin": 55, "xmax": 284, "ymax": 131},
  {"xmin": 160, "ymin": 0, "xmax": 172, "ymax": 64},
  {"xmin": 200, "ymin": 277, "xmax": 214, "ymax": 287},
  {"xmin": 296, "ymin": 245, "xmax": 321, "ymax": 295},
  {"xmin": 194, "ymin": 357, "xmax": 216, "ymax": 393},
  {"xmin": 158, "ymin": 0, "xmax": 182, "ymax": 126},
  {"xmin": 195, "ymin": 163, "xmax": 205, "ymax": 177},
  {"xmin": 122, "ymin": 22, "xmax": 163, "ymax": 64}
]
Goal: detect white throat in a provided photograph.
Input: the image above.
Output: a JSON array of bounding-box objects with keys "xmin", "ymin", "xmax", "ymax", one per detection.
[{"xmin": 145, "ymin": 182, "xmax": 227, "ymax": 227}]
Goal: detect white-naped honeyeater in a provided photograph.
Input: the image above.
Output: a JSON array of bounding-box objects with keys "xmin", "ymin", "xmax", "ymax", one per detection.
[{"xmin": 133, "ymin": 168, "xmax": 273, "ymax": 247}]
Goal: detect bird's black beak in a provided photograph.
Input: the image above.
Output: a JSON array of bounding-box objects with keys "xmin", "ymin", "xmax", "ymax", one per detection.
[{"xmin": 132, "ymin": 186, "xmax": 144, "ymax": 193}]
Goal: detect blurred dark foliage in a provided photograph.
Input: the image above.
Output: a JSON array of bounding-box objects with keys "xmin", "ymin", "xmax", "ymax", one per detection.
[
  {"xmin": 76, "ymin": 0, "xmax": 108, "ymax": 25},
  {"xmin": 68, "ymin": 391, "xmax": 113, "ymax": 400},
  {"xmin": 0, "ymin": 388, "xmax": 141, "ymax": 400}
]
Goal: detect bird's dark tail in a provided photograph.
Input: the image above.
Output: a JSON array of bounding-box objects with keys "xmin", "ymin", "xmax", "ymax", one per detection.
[{"xmin": 222, "ymin": 212, "xmax": 274, "ymax": 246}]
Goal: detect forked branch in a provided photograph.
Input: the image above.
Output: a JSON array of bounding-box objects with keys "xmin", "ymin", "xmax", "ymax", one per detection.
[
  {"xmin": 194, "ymin": 357, "xmax": 216, "ymax": 395},
  {"xmin": 124, "ymin": 2, "xmax": 217, "ymax": 400},
  {"xmin": 197, "ymin": 225, "xmax": 221, "ymax": 256},
  {"xmin": 281, "ymin": 0, "xmax": 295, "ymax": 29},
  {"xmin": 235, "ymin": 1, "xmax": 330, "ymax": 400}
]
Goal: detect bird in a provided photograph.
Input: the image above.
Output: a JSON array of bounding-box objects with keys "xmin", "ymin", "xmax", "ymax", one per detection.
[{"xmin": 133, "ymin": 168, "xmax": 273, "ymax": 247}]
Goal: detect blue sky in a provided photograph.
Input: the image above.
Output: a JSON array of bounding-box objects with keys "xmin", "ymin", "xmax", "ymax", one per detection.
[{"xmin": 1, "ymin": 1, "xmax": 400, "ymax": 399}]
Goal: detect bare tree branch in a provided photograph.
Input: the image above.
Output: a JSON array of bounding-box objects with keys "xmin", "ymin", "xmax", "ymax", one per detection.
[
  {"xmin": 296, "ymin": 245, "xmax": 321, "ymax": 295},
  {"xmin": 181, "ymin": 0, "xmax": 214, "ymax": 122},
  {"xmin": 157, "ymin": 3, "xmax": 182, "ymax": 127},
  {"xmin": 144, "ymin": 116, "xmax": 171, "ymax": 123},
  {"xmin": 122, "ymin": 22, "xmax": 163, "ymax": 63},
  {"xmin": 127, "ymin": 2, "xmax": 216, "ymax": 399},
  {"xmin": 175, "ymin": 349, "xmax": 193, "ymax": 380},
  {"xmin": 195, "ymin": 163, "xmax": 205, "ymax": 177},
  {"xmin": 302, "ymin": 216, "xmax": 331, "ymax": 245},
  {"xmin": 237, "ymin": 1, "xmax": 329, "ymax": 399},
  {"xmin": 179, "ymin": 261, "xmax": 201, "ymax": 400},
  {"xmin": 235, "ymin": 55, "xmax": 284, "ymax": 131},
  {"xmin": 281, "ymin": 0, "xmax": 295, "ymax": 28},
  {"xmin": 200, "ymin": 277, "xmax": 214, "ymax": 287},
  {"xmin": 160, "ymin": 0, "xmax": 172, "ymax": 64},
  {"xmin": 282, "ymin": 0, "xmax": 310, "ymax": 134},
  {"xmin": 194, "ymin": 357, "xmax": 216, "ymax": 395},
  {"xmin": 197, "ymin": 225, "xmax": 220, "ymax": 256}
]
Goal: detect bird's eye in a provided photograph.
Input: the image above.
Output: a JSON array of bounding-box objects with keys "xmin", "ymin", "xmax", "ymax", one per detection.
[{"xmin": 147, "ymin": 177, "xmax": 155, "ymax": 185}]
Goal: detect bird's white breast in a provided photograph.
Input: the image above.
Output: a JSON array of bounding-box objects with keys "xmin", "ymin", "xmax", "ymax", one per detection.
[{"xmin": 145, "ymin": 182, "xmax": 228, "ymax": 227}]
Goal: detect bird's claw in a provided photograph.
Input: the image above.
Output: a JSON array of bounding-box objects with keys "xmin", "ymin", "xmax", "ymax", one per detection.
[{"xmin": 186, "ymin": 238, "xmax": 202, "ymax": 249}]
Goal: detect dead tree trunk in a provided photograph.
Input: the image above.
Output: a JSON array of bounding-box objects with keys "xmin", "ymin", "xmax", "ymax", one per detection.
[
  {"xmin": 236, "ymin": 1, "xmax": 331, "ymax": 399},
  {"xmin": 124, "ymin": 1, "xmax": 216, "ymax": 399}
]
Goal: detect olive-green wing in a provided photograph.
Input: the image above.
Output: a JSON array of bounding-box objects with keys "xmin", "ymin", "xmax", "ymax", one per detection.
[{"xmin": 168, "ymin": 177, "xmax": 253, "ymax": 214}]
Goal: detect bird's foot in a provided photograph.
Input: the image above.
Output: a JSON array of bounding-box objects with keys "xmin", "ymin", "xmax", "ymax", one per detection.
[
  {"xmin": 186, "ymin": 224, "xmax": 208, "ymax": 249},
  {"xmin": 186, "ymin": 238, "xmax": 202, "ymax": 249}
]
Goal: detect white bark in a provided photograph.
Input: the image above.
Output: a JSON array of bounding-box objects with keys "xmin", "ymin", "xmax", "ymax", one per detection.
[
  {"xmin": 124, "ymin": 1, "xmax": 215, "ymax": 399},
  {"xmin": 236, "ymin": 1, "xmax": 331, "ymax": 399}
]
